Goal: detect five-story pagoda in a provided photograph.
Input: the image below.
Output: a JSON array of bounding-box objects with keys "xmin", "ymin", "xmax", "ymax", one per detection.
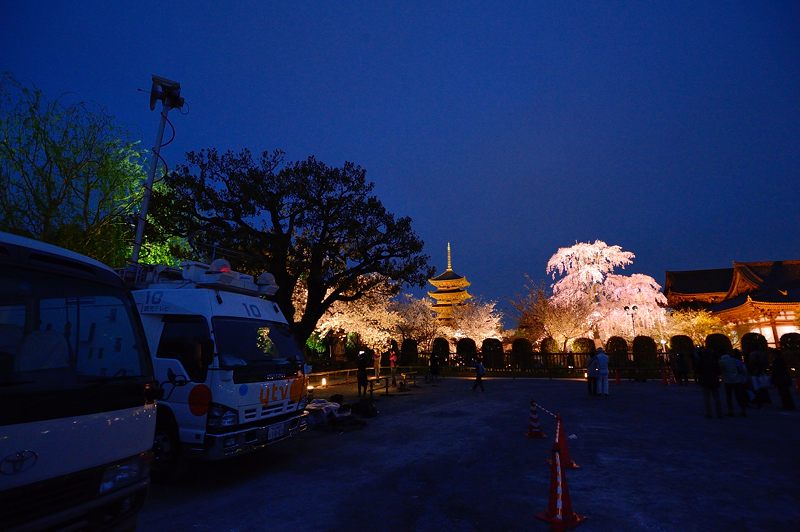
[{"xmin": 428, "ymin": 243, "xmax": 472, "ymax": 320}]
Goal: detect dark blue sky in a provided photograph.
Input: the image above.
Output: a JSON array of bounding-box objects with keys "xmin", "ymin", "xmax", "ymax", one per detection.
[{"xmin": 3, "ymin": 1, "xmax": 799, "ymax": 317}]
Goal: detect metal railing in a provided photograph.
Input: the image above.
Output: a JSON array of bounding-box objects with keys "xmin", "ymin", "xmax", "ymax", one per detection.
[
  {"xmin": 306, "ymin": 353, "xmax": 682, "ymax": 382},
  {"xmin": 307, "ymin": 366, "xmax": 423, "ymax": 388}
]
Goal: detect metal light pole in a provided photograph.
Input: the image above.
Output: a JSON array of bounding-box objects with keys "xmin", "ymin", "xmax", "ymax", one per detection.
[
  {"xmin": 131, "ymin": 75, "xmax": 184, "ymax": 264},
  {"xmin": 624, "ymin": 305, "xmax": 638, "ymax": 338}
]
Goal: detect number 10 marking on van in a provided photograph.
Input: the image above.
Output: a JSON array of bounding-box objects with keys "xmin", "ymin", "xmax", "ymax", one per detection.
[{"xmin": 242, "ymin": 303, "xmax": 262, "ymax": 317}]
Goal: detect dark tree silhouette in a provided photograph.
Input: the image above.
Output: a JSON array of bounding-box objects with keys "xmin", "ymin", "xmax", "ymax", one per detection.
[{"xmin": 150, "ymin": 148, "xmax": 433, "ymax": 345}]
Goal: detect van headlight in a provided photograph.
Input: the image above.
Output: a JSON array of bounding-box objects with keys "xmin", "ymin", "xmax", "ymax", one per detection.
[
  {"xmin": 99, "ymin": 453, "xmax": 151, "ymax": 494},
  {"xmin": 207, "ymin": 403, "xmax": 239, "ymax": 428}
]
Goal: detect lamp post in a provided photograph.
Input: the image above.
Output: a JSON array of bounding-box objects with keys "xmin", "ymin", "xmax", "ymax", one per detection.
[{"xmin": 624, "ymin": 305, "xmax": 638, "ymax": 338}]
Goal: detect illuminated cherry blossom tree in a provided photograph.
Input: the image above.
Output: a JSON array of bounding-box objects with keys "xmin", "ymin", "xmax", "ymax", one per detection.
[
  {"xmin": 547, "ymin": 240, "xmax": 634, "ymax": 300},
  {"xmin": 596, "ymin": 273, "xmax": 668, "ymax": 340},
  {"xmin": 390, "ymin": 294, "xmax": 442, "ymax": 351},
  {"xmin": 293, "ymin": 274, "xmax": 399, "ymax": 349},
  {"xmin": 514, "ymin": 283, "xmax": 593, "ymax": 351},
  {"xmin": 441, "ymin": 298, "xmax": 504, "ymax": 344},
  {"xmin": 543, "ymin": 240, "xmax": 666, "ymax": 344}
]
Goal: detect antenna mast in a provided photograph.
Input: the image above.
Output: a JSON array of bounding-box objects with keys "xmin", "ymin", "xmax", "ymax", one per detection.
[{"xmin": 131, "ymin": 75, "xmax": 184, "ymax": 264}]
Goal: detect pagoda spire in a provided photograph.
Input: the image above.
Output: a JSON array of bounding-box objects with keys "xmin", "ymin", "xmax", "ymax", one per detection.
[{"xmin": 447, "ymin": 242, "xmax": 452, "ymax": 271}]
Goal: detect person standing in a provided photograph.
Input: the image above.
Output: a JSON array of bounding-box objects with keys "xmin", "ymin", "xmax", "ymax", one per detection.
[
  {"xmin": 732, "ymin": 351, "xmax": 749, "ymax": 416},
  {"xmin": 719, "ymin": 349, "xmax": 741, "ymax": 416},
  {"xmin": 373, "ymin": 349, "xmax": 381, "ymax": 379},
  {"xmin": 748, "ymin": 349, "xmax": 772, "ymax": 408},
  {"xmin": 389, "ymin": 347, "xmax": 398, "ymax": 387},
  {"xmin": 430, "ymin": 351, "xmax": 440, "ymax": 383},
  {"xmin": 771, "ymin": 350, "xmax": 797, "ymax": 411},
  {"xmin": 596, "ymin": 347, "xmax": 610, "ymax": 397},
  {"xmin": 586, "ymin": 351, "xmax": 599, "ymax": 396},
  {"xmin": 356, "ymin": 350, "xmax": 369, "ymax": 398},
  {"xmin": 472, "ymin": 357, "xmax": 485, "ymax": 392},
  {"xmin": 697, "ymin": 348, "xmax": 723, "ymax": 418}
]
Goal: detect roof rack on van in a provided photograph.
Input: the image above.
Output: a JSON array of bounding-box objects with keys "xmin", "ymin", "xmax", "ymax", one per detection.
[{"xmin": 118, "ymin": 259, "xmax": 279, "ymax": 296}]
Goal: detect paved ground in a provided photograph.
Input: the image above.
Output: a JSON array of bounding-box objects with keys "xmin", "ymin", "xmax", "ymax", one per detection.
[{"xmin": 138, "ymin": 376, "xmax": 800, "ymax": 531}]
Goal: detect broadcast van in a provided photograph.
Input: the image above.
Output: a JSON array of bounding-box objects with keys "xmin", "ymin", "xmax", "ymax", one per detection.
[{"xmin": 120, "ymin": 259, "xmax": 308, "ymax": 474}]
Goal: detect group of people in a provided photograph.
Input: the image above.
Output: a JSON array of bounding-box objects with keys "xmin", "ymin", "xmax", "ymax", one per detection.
[
  {"xmin": 582, "ymin": 344, "xmax": 796, "ymax": 416},
  {"xmin": 586, "ymin": 347, "xmax": 611, "ymax": 397},
  {"xmin": 696, "ymin": 346, "xmax": 796, "ymax": 418},
  {"xmin": 355, "ymin": 344, "xmax": 399, "ymax": 398},
  {"xmin": 357, "ymin": 342, "xmax": 796, "ymax": 416}
]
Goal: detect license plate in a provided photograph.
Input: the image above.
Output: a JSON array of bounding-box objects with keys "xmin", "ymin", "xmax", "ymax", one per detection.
[{"xmin": 268, "ymin": 423, "xmax": 287, "ymax": 441}]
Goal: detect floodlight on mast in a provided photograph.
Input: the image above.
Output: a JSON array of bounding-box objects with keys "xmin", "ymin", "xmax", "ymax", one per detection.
[{"xmin": 131, "ymin": 75, "xmax": 185, "ymax": 264}]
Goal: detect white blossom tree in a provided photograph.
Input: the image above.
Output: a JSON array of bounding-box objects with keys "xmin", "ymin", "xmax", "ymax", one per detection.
[
  {"xmin": 293, "ymin": 273, "xmax": 399, "ymax": 349},
  {"xmin": 544, "ymin": 240, "xmax": 666, "ymax": 344},
  {"xmin": 537, "ymin": 293, "xmax": 594, "ymax": 352},
  {"xmin": 597, "ymin": 273, "xmax": 668, "ymax": 340},
  {"xmin": 441, "ymin": 298, "xmax": 504, "ymax": 344},
  {"xmin": 390, "ymin": 294, "xmax": 442, "ymax": 350},
  {"xmin": 547, "ymin": 240, "xmax": 634, "ymax": 301}
]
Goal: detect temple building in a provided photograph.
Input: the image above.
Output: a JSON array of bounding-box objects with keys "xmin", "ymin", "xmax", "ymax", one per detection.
[
  {"xmin": 665, "ymin": 260, "xmax": 800, "ymax": 347},
  {"xmin": 428, "ymin": 243, "xmax": 472, "ymax": 320}
]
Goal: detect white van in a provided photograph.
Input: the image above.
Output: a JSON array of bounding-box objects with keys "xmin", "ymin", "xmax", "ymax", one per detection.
[
  {"xmin": 124, "ymin": 259, "xmax": 308, "ymax": 474},
  {"xmin": 0, "ymin": 232, "xmax": 157, "ymax": 530}
]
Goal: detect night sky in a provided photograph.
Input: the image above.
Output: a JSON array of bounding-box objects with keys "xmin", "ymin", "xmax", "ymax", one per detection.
[{"xmin": 3, "ymin": 1, "xmax": 799, "ymax": 319}]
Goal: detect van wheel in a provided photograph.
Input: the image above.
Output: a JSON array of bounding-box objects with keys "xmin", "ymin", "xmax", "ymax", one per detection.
[{"xmin": 152, "ymin": 417, "xmax": 183, "ymax": 481}]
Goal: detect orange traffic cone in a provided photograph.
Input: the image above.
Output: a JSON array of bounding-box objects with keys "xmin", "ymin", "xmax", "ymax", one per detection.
[
  {"xmin": 537, "ymin": 443, "xmax": 586, "ymax": 530},
  {"xmin": 554, "ymin": 414, "xmax": 580, "ymax": 469},
  {"xmin": 526, "ymin": 400, "xmax": 547, "ymax": 439}
]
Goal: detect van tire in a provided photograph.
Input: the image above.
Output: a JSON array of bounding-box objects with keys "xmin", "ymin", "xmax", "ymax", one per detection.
[{"xmin": 152, "ymin": 409, "xmax": 184, "ymax": 482}]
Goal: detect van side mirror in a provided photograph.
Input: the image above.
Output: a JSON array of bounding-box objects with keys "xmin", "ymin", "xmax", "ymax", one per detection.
[{"xmin": 166, "ymin": 367, "xmax": 188, "ymax": 387}]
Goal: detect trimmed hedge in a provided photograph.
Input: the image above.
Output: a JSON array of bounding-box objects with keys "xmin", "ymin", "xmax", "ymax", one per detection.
[
  {"xmin": 670, "ymin": 335, "xmax": 694, "ymax": 356},
  {"xmin": 401, "ymin": 338, "xmax": 418, "ymax": 365},
  {"xmin": 511, "ymin": 338, "xmax": 533, "ymax": 370},
  {"xmin": 606, "ymin": 336, "xmax": 628, "ymax": 370},
  {"xmin": 432, "ymin": 337, "xmax": 450, "ymax": 366},
  {"xmin": 456, "ymin": 338, "xmax": 478, "ymax": 366},
  {"xmin": 571, "ymin": 338, "xmax": 595, "ymax": 354},
  {"xmin": 780, "ymin": 332, "xmax": 800, "ymax": 377},
  {"xmin": 706, "ymin": 333, "xmax": 733, "ymax": 355},
  {"xmin": 632, "ymin": 336, "xmax": 658, "ymax": 380},
  {"xmin": 481, "ymin": 338, "xmax": 504, "ymax": 369},
  {"xmin": 780, "ymin": 332, "xmax": 800, "ymax": 351},
  {"xmin": 740, "ymin": 332, "xmax": 767, "ymax": 356},
  {"xmin": 540, "ymin": 337, "xmax": 559, "ymax": 354}
]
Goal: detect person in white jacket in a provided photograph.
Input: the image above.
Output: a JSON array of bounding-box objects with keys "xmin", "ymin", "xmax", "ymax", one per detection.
[{"xmin": 596, "ymin": 347, "xmax": 610, "ymax": 396}]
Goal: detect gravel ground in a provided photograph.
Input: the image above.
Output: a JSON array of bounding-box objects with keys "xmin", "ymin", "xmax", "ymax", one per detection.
[{"xmin": 138, "ymin": 376, "xmax": 800, "ymax": 531}]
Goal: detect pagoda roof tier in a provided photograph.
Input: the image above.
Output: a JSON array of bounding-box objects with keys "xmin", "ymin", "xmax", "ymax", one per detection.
[
  {"xmin": 429, "ymin": 291, "xmax": 472, "ymax": 304},
  {"xmin": 431, "ymin": 269, "xmax": 467, "ymax": 282},
  {"xmin": 428, "ymin": 287, "xmax": 471, "ymax": 295}
]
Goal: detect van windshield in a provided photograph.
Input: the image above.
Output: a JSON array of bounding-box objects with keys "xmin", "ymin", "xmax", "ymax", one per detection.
[
  {"xmin": 0, "ymin": 265, "xmax": 152, "ymax": 424},
  {"xmin": 212, "ymin": 317, "xmax": 304, "ymax": 368}
]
